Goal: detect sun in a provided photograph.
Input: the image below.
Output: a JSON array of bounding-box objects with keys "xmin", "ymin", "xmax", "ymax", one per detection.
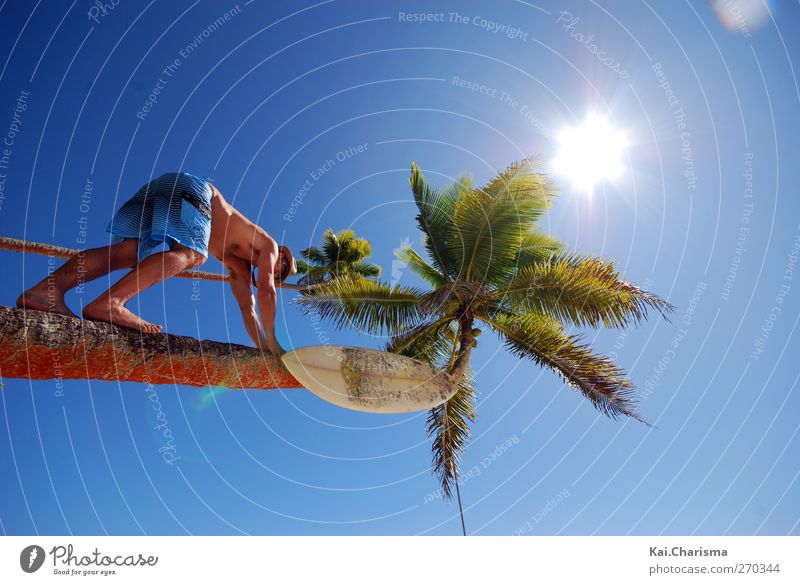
[{"xmin": 552, "ymin": 114, "xmax": 628, "ymax": 192}]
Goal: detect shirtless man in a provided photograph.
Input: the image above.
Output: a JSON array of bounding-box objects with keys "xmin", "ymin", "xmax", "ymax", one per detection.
[{"xmin": 17, "ymin": 172, "xmax": 296, "ymax": 356}]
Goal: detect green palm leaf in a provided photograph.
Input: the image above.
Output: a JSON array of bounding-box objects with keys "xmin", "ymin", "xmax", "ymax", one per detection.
[
  {"xmin": 516, "ymin": 229, "xmax": 565, "ymax": 265},
  {"xmin": 295, "ymin": 275, "xmax": 425, "ymax": 335},
  {"xmin": 410, "ymin": 163, "xmax": 467, "ymax": 280},
  {"xmin": 503, "ymin": 254, "xmax": 673, "ymax": 328},
  {"xmin": 297, "ymin": 228, "xmax": 381, "ymax": 284},
  {"xmin": 348, "ymin": 260, "xmax": 382, "ymax": 279},
  {"xmin": 394, "ymin": 245, "xmax": 447, "ymax": 288},
  {"xmin": 300, "ymin": 246, "xmax": 326, "ymax": 265},
  {"xmin": 426, "ymin": 371, "xmax": 477, "ymax": 500},
  {"xmin": 385, "ymin": 318, "xmax": 456, "ymax": 365},
  {"xmin": 449, "ymin": 158, "xmax": 555, "ymax": 284},
  {"xmin": 483, "ymin": 311, "xmax": 649, "ymax": 423}
]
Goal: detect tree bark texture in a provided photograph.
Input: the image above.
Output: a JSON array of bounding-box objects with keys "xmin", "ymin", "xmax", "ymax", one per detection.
[{"xmin": 0, "ymin": 306, "xmax": 301, "ymax": 390}]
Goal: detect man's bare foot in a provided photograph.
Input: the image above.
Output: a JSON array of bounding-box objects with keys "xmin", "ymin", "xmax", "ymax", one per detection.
[
  {"xmin": 83, "ymin": 298, "xmax": 162, "ymax": 334},
  {"xmin": 17, "ymin": 286, "xmax": 77, "ymax": 318}
]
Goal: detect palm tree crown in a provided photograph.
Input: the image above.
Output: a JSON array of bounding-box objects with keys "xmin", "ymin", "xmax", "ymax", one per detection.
[
  {"xmin": 296, "ymin": 228, "xmax": 381, "ymax": 285},
  {"xmin": 297, "ymin": 158, "xmax": 672, "ymax": 516}
]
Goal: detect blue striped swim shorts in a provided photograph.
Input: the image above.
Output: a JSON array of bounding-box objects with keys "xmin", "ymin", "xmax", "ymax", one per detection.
[{"xmin": 107, "ymin": 172, "xmax": 213, "ymax": 261}]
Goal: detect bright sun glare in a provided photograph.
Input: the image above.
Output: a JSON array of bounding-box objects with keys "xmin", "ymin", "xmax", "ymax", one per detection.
[{"xmin": 552, "ymin": 114, "xmax": 628, "ymax": 192}]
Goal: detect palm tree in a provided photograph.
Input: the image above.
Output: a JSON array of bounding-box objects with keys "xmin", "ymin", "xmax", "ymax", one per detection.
[
  {"xmin": 296, "ymin": 158, "xmax": 672, "ymax": 534},
  {"xmin": 296, "ymin": 228, "xmax": 381, "ymax": 285}
]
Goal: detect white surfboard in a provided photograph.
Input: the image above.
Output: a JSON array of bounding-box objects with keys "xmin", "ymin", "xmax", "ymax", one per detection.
[{"xmin": 281, "ymin": 346, "xmax": 458, "ymax": 414}]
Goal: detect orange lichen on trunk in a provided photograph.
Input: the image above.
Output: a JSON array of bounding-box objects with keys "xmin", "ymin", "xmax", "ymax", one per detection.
[{"xmin": 0, "ymin": 306, "xmax": 301, "ymax": 390}]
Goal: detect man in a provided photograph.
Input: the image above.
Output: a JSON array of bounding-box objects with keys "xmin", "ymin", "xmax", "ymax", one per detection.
[{"xmin": 17, "ymin": 172, "xmax": 296, "ymax": 356}]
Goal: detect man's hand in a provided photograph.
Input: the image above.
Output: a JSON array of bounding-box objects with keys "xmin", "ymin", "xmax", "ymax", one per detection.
[
  {"xmin": 225, "ymin": 257, "xmax": 267, "ymax": 349},
  {"xmin": 224, "ymin": 241, "xmax": 286, "ymax": 355},
  {"xmin": 256, "ymin": 240, "xmax": 284, "ymax": 356}
]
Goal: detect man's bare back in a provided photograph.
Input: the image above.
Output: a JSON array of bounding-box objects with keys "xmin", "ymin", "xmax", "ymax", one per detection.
[
  {"xmin": 207, "ymin": 184, "xmax": 291, "ymax": 355},
  {"xmin": 207, "ymin": 185, "xmax": 271, "ymax": 268}
]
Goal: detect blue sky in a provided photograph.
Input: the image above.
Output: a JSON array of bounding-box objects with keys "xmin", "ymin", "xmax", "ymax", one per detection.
[{"xmin": 0, "ymin": 0, "xmax": 798, "ymax": 535}]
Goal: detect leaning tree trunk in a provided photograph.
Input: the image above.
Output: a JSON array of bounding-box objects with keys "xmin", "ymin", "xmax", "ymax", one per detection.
[{"xmin": 0, "ymin": 306, "xmax": 301, "ymax": 390}]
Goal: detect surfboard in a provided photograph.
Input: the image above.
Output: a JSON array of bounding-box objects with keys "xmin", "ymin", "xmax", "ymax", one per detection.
[{"xmin": 281, "ymin": 346, "xmax": 458, "ymax": 414}]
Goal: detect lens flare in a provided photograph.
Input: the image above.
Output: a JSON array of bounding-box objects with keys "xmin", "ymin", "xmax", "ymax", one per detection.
[{"xmin": 711, "ymin": 0, "xmax": 770, "ymax": 36}]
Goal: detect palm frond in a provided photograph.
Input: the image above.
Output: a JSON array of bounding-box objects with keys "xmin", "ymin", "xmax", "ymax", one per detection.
[
  {"xmin": 482, "ymin": 311, "xmax": 649, "ymax": 424},
  {"xmin": 503, "ymin": 254, "xmax": 673, "ymax": 328},
  {"xmin": 384, "ymin": 318, "xmax": 456, "ymax": 365},
  {"xmin": 300, "ymin": 246, "xmax": 326, "ymax": 265},
  {"xmin": 410, "ymin": 162, "xmax": 466, "ymax": 280},
  {"xmin": 320, "ymin": 228, "xmax": 342, "ymax": 262},
  {"xmin": 395, "ymin": 245, "xmax": 447, "ymax": 288},
  {"xmin": 449, "ymin": 158, "xmax": 555, "ymax": 285},
  {"xmin": 296, "ymin": 258, "xmax": 312, "ymax": 273},
  {"xmin": 348, "ymin": 260, "xmax": 382, "ymax": 279},
  {"xmin": 298, "ymin": 228, "xmax": 381, "ymax": 284},
  {"xmin": 344, "ymin": 237, "xmax": 373, "ymax": 262},
  {"xmin": 515, "ymin": 229, "xmax": 566, "ymax": 265},
  {"xmin": 296, "ymin": 263, "xmax": 330, "ymax": 286},
  {"xmin": 295, "ymin": 275, "xmax": 426, "ymax": 335},
  {"xmin": 426, "ymin": 371, "xmax": 477, "ymax": 500}
]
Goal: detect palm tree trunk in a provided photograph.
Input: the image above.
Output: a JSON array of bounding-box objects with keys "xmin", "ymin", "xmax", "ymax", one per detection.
[
  {"xmin": 449, "ymin": 314, "xmax": 475, "ymax": 382},
  {"xmin": 0, "ymin": 306, "xmax": 300, "ymax": 390}
]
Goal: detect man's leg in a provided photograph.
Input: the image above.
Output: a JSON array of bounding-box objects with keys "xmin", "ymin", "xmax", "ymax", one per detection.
[
  {"xmin": 17, "ymin": 238, "xmax": 140, "ymax": 317},
  {"xmin": 83, "ymin": 243, "xmax": 204, "ymax": 334}
]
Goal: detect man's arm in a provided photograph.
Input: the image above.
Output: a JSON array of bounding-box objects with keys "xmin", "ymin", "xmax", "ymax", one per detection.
[
  {"xmin": 255, "ymin": 240, "xmax": 284, "ymax": 356},
  {"xmin": 225, "ymin": 257, "xmax": 267, "ymax": 348}
]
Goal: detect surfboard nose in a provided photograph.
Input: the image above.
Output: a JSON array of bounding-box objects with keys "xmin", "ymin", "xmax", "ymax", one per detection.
[{"xmin": 281, "ymin": 346, "xmax": 458, "ymax": 414}]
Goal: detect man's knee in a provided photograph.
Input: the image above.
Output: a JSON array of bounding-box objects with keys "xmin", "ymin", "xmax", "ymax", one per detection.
[
  {"xmin": 170, "ymin": 242, "xmax": 205, "ymax": 268},
  {"xmin": 185, "ymin": 249, "xmax": 206, "ymax": 268}
]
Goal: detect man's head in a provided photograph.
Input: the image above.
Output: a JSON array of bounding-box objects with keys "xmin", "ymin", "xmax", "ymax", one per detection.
[{"xmin": 275, "ymin": 245, "xmax": 297, "ymax": 284}]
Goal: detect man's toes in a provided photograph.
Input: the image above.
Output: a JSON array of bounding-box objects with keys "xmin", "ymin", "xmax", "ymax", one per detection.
[{"xmin": 142, "ymin": 322, "xmax": 159, "ymax": 334}]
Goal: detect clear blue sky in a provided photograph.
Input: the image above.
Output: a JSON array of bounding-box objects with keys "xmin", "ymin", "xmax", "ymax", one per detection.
[{"xmin": 1, "ymin": 0, "xmax": 798, "ymax": 535}]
